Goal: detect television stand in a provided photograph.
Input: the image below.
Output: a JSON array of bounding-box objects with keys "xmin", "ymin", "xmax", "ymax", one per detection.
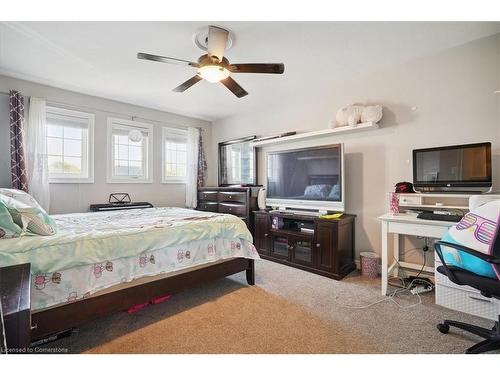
[
  {"xmin": 254, "ymin": 210, "xmax": 356, "ymax": 280},
  {"xmin": 270, "ymin": 209, "xmax": 324, "ymax": 217}
]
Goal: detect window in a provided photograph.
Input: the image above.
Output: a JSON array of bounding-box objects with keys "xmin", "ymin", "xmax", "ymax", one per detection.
[
  {"xmin": 231, "ymin": 148, "xmax": 241, "ymax": 181},
  {"xmin": 162, "ymin": 127, "xmax": 188, "ymax": 183},
  {"xmin": 46, "ymin": 106, "xmax": 94, "ymax": 183},
  {"xmin": 107, "ymin": 118, "xmax": 153, "ymax": 183}
]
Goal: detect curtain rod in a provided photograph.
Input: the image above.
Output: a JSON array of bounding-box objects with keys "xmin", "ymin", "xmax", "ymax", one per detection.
[{"xmin": 0, "ymin": 90, "xmax": 206, "ymax": 131}]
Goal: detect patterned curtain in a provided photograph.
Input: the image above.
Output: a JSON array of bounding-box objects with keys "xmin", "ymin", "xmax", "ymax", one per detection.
[
  {"xmin": 9, "ymin": 90, "xmax": 29, "ymax": 192},
  {"xmin": 197, "ymin": 130, "xmax": 207, "ymax": 187}
]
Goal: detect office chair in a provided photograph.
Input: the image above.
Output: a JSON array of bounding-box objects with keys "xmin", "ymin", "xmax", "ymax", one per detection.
[{"xmin": 434, "ymin": 228, "xmax": 500, "ymax": 354}]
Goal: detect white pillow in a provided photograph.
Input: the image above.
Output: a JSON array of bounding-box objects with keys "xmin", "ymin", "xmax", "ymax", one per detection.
[
  {"xmin": 0, "ymin": 188, "xmax": 46, "ymax": 213},
  {"xmin": 0, "ymin": 193, "xmax": 57, "ymax": 236}
]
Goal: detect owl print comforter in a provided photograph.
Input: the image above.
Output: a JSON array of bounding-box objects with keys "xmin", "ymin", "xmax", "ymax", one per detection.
[{"xmin": 0, "ymin": 207, "xmax": 259, "ymax": 311}]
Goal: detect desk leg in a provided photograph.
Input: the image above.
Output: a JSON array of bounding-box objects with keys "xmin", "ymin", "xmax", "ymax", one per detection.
[
  {"xmin": 381, "ymin": 221, "xmax": 388, "ymax": 296},
  {"xmin": 393, "ymin": 233, "xmax": 400, "ymax": 278}
]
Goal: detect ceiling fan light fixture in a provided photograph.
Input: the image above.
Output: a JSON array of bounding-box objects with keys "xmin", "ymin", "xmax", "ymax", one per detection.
[
  {"xmin": 128, "ymin": 129, "xmax": 143, "ymax": 143},
  {"xmin": 198, "ymin": 65, "xmax": 230, "ymax": 83}
]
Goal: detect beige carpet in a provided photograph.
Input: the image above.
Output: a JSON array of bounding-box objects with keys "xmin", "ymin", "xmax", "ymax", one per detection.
[{"xmin": 42, "ymin": 259, "xmax": 500, "ymax": 354}]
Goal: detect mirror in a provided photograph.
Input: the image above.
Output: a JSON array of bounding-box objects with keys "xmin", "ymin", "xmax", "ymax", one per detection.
[{"xmin": 218, "ymin": 136, "xmax": 257, "ymax": 186}]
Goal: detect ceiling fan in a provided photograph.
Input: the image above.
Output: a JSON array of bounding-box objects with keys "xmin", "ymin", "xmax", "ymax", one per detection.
[{"xmin": 137, "ymin": 25, "xmax": 284, "ymax": 98}]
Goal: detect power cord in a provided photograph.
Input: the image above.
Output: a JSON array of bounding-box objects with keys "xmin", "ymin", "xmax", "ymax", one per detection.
[
  {"xmin": 388, "ymin": 243, "xmax": 429, "ymax": 287},
  {"xmin": 413, "ymin": 242, "xmax": 428, "ymax": 280},
  {"xmin": 335, "ymin": 278, "xmax": 434, "ymax": 310},
  {"xmin": 394, "ymin": 238, "xmax": 435, "ymax": 283},
  {"xmin": 338, "ymin": 240, "xmax": 434, "ymax": 310}
]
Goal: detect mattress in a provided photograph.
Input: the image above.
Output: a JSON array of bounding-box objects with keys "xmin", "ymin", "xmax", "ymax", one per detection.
[
  {"xmin": 32, "ymin": 238, "xmax": 257, "ymax": 311},
  {"xmin": 0, "ymin": 207, "xmax": 254, "ymax": 273},
  {"xmin": 0, "ymin": 207, "xmax": 259, "ymax": 311}
]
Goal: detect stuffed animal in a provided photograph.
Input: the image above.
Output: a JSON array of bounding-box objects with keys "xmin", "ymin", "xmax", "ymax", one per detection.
[
  {"xmin": 335, "ymin": 104, "xmax": 364, "ymax": 127},
  {"xmin": 361, "ymin": 105, "xmax": 383, "ymax": 123},
  {"xmin": 334, "ymin": 104, "xmax": 383, "ymax": 127}
]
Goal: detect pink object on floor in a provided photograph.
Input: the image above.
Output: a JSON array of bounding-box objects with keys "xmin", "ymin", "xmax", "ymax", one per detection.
[
  {"xmin": 127, "ymin": 302, "xmax": 150, "ymax": 314},
  {"xmin": 151, "ymin": 294, "xmax": 171, "ymax": 304}
]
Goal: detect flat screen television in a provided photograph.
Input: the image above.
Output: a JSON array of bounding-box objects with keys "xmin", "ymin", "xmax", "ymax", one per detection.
[
  {"xmin": 266, "ymin": 144, "xmax": 345, "ymax": 212},
  {"xmin": 413, "ymin": 142, "xmax": 492, "ymax": 192}
]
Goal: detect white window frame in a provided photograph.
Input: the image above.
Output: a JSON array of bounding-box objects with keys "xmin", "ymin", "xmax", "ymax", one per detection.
[
  {"xmin": 107, "ymin": 117, "xmax": 154, "ymax": 183},
  {"xmin": 162, "ymin": 126, "xmax": 188, "ymax": 184},
  {"xmin": 46, "ymin": 106, "xmax": 95, "ymax": 184}
]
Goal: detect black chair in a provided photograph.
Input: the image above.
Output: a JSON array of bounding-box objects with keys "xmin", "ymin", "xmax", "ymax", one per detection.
[{"xmin": 434, "ymin": 230, "xmax": 500, "ymax": 354}]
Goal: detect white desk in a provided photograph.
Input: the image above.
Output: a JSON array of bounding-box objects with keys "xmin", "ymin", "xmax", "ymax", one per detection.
[{"xmin": 378, "ymin": 213, "xmax": 455, "ymax": 295}]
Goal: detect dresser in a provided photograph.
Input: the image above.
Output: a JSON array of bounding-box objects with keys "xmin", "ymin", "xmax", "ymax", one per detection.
[{"xmin": 197, "ymin": 187, "xmax": 259, "ymax": 234}]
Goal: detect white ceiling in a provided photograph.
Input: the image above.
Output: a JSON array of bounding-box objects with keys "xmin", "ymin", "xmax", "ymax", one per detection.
[{"xmin": 0, "ymin": 22, "xmax": 499, "ymax": 121}]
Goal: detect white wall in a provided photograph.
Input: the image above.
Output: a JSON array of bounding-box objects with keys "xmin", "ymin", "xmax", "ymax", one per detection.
[
  {"xmin": 211, "ymin": 34, "xmax": 500, "ymax": 258},
  {"xmin": 0, "ymin": 75, "xmax": 215, "ymax": 214}
]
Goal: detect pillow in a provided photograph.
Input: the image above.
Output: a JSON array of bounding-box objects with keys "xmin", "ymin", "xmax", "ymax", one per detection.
[
  {"xmin": 303, "ymin": 184, "xmax": 332, "ymax": 199},
  {"xmin": 0, "ymin": 194, "xmax": 57, "ymax": 236},
  {"xmin": 328, "ymin": 184, "xmax": 340, "ymax": 200},
  {"xmin": 0, "ymin": 200, "xmax": 23, "ymax": 239},
  {"xmin": 441, "ymin": 200, "xmax": 500, "ymax": 280},
  {"xmin": 0, "ymin": 188, "xmax": 46, "ymax": 213}
]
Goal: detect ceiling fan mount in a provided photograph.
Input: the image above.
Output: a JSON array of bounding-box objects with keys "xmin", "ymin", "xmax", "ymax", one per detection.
[
  {"xmin": 137, "ymin": 25, "xmax": 285, "ymax": 98},
  {"xmin": 192, "ymin": 26, "xmax": 234, "ymax": 53}
]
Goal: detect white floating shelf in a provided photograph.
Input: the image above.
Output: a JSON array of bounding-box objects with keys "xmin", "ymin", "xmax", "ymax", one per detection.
[{"xmin": 251, "ymin": 122, "xmax": 379, "ymax": 147}]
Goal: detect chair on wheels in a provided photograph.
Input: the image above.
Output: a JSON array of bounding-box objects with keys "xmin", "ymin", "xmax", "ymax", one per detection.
[{"xmin": 434, "ymin": 230, "xmax": 500, "ymax": 354}]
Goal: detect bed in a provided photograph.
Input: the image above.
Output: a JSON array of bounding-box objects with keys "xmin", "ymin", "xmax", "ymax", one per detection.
[{"xmin": 0, "ymin": 207, "xmax": 259, "ymax": 342}]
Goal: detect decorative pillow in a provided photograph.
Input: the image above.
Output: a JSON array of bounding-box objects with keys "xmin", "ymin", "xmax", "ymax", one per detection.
[
  {"xmin": 0, "ymin": 188, "xmax": 46, "ymax": 213},
  {"xmin": 0, "ymin": 194, "xmax": 57, "ymax": 236},
  {"xmin": 303, "ymin": 184, "xmax": 332, "ymax": 199},
  {"xmin": 328, "ymin": 184, "xmax": 340, "ymax": 200},
  {"xmin": 0, "ymin": 200, "xmax": 23, "ymax": 239},
  {"xmin": 441, "ymin": 200, "xmax": 500, "ymax": 280}
]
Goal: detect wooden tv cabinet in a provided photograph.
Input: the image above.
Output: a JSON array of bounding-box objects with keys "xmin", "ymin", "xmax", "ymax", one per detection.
[{"xmin": 254, "ymin": 211, "xmax": 356, "ymax": 280}]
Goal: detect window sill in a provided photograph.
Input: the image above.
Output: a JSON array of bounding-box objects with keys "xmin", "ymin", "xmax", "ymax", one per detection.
[
  {"xmin": 49, "ymin": 178, "xmax": 94, "ymax": 184},
  {"xmin": 106, "ymin": 178, "xmax": 153, "ymax": 184},
  {"xmin": 161, "ymin": 180, "xmax": 187, "ymax": 184}
]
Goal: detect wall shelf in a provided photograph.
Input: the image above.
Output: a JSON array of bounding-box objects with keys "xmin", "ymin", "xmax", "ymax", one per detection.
[{"xmin": 251, "ymin": 122, "xmax": 379, "ymax": 147}]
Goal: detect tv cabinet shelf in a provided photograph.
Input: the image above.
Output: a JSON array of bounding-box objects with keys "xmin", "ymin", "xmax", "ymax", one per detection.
[
  {"xmin": 254, "ymin": 210, "xmax": 356, "ymax": 280},
  {"xmin": 269, "ymin": 228, "xmax": 314, "ymax": 238},
  {"xmin": 251, "ymin": 122, "xmax": 379, "ymax": 147}
]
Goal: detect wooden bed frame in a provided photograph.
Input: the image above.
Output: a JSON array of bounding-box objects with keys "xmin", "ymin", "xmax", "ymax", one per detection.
[{"xmin": 27, "ymin": 258, "xmax": 255, "ymax": 342}]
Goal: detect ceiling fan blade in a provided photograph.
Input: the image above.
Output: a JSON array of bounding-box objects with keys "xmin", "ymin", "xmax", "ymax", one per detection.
[
  {"xmin": 220, "ymin": 76, "xmax": 248, "ymax": 98},
  {"xmin": 229, "ymin": 63, "xmax": 285, "ymax": 74},
  {"xmin": 137, "ymin": 52, "xmax": 199, "ymax": 67},
  {"xmin": 207, "ymin": 26, "xmax": 229, "ymax": 62},
  {"xmin": 172, "ymin": 75, "xmax": 203, "ymax": 93}
]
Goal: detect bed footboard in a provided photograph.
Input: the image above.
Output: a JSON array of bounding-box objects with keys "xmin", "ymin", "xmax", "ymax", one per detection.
[
  {"xmin": 31, "ymin": 257, "xmax": 255, "ymax": 341},
  {"xmin": 246, "ymin": 259, "xmax": 255, "ymax": 285},
  {"xmin": 0, "ymin": 263, "xmax": 31, "ymax": 352}
]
